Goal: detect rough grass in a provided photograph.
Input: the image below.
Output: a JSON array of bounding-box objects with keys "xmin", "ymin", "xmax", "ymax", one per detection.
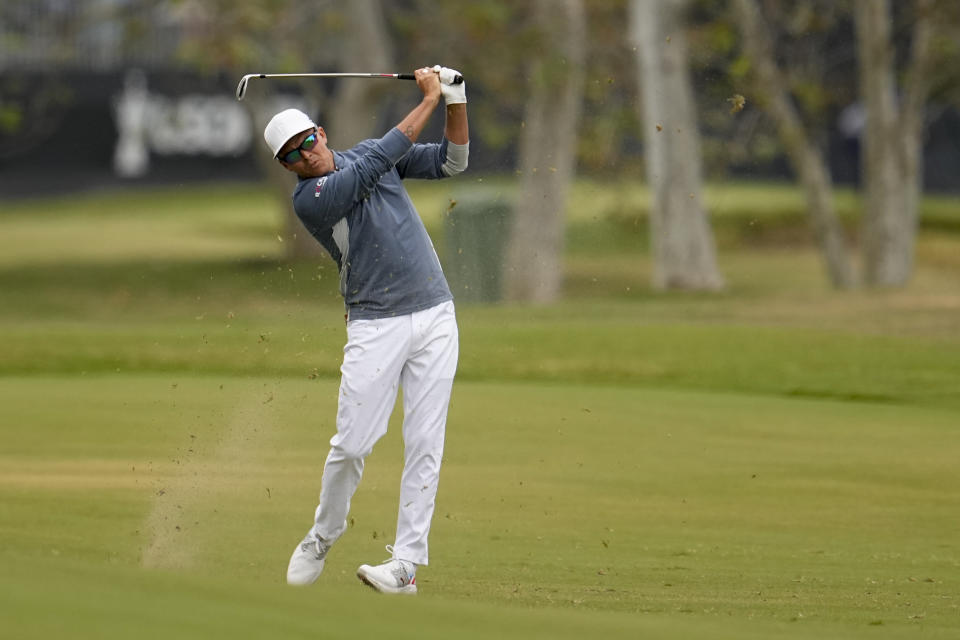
[{"xmin": 1, "ymin": 180, "xmax": 958, "ymax": 638}]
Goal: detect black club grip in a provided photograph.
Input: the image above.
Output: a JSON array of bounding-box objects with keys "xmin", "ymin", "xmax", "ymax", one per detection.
[{"xmin": 398, "ymin": 73, "xmax": 464, "ymax": 84}]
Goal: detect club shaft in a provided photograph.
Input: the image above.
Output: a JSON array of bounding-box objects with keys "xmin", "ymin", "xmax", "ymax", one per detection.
[
  {"xmin": 252, "ymin": 73, "xmax": 414, "ymax": 80},
  {"xmin": 236, "ymin": 71, "xmax": 463, "ymax": 100}
]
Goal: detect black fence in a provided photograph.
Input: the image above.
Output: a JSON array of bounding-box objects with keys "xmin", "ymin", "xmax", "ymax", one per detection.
[{"xmin": 0, "ymin": 69, "xmax": 265, "ymax": 197}]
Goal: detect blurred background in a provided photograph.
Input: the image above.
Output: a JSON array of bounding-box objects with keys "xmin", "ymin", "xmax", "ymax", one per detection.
[{"xmin": 2, "ymin": 0, "xmax": 958, "ymax": 300}]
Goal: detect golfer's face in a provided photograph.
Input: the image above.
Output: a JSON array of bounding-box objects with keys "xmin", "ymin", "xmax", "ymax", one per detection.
[{"xmin": 278, "ymin": 128, "xmax": 329, "ymax": 176}]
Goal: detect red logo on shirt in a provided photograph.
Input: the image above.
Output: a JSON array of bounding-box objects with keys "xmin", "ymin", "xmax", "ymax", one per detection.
[{"xmin": 314, "ymin": 176, "xmax": 328, "ymax": 198}]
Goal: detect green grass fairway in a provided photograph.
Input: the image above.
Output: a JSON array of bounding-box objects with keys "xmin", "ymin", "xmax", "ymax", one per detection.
[
  {"xmin": 1, "ymin": 182, "xmax": 958, "ymax": 638},
  {"xmin": 2, "ymin": 376, "xmax": 957, "ymax": 638}
]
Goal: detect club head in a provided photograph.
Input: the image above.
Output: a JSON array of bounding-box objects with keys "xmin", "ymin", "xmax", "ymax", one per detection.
[{"xmin": 236, "ymin": 75, "xmax": 254, "ymax": 101}]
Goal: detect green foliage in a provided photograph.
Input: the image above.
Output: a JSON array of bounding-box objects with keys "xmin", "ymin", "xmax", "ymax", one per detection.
[
  {"xmin": 171, "ymin": 0, "xmax": 346, "ymax": 73},
  {"xmin": 390, "ymin": 1, "xmax": 530, "ymax": 156},
  {"xmin": 925, "ymin": 4, "xmax": 960, "ymax": 101},
  {"xmin": 791, "ymin": 80, "xmax": 831, "ymax": 117},
  {"xmin": 0, "ymin": 75, "xmax": 73, "ymax": 148},
  {"xmin": 728, "ymin": 54, "xmax": 752, "ymax": 80},
  {"xmin": 0, "ymin": 103, "xmax": 22, "ymax": 134}
]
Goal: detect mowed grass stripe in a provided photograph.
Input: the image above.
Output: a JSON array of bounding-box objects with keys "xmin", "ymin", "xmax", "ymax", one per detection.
[
  {"xmin": 1, "ymin": 552, "xmax": 861, "ymax": 640},
  {"xmin": 3, "ymin": 317, "xmax": 959, "ymax": 408}
]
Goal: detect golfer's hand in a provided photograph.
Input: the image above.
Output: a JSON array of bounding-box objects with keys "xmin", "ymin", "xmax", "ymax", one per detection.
[
  {"xmin": 432, "ymin": 65, "xmax": 467, "ymax": 105},
  {"xmin": 414, "ymin": 67, "xmax": 441, "ymax": 102}
]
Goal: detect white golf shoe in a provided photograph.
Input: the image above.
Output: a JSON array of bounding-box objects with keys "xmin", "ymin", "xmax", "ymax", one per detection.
[
  {"xmin": 286, "ymin": 530, "xmax": 331, "ymax": 586},
  {"xmin": 356, "ymin": 546, "xmax": 417, "ymax": 595}
]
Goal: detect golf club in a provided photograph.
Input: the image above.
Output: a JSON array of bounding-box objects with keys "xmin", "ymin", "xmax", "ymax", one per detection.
[{"xmin": 236, "ymin": 72, "xmax": 464, "ymax": 101}]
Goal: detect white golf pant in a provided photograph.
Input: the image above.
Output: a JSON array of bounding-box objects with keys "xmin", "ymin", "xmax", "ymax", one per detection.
[{"xmin": 312, "ymin": 301, "xmax": 458, "ymax": 566}]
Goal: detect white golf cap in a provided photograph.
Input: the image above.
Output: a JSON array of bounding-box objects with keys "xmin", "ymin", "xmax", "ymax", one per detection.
[{"xmin": 264, "ymin": 108, "xmax": 317, "ymax": 157}]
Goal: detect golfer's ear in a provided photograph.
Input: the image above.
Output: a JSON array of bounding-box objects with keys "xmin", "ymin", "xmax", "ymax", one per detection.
[{"xmin": 317, "ymin": 126, "xmax": 327, "ymax": 142}]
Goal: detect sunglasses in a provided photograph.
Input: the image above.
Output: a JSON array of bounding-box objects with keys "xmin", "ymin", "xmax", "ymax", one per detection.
[{"xmin": 278, "ymin": 131, "xmax": 319, "ymax": 164}]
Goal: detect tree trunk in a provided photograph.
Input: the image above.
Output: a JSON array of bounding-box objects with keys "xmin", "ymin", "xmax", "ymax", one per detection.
[
  {"xmin": 900, "ymin": 0, "xmax": 935, "ymax": 266},
  {"xmin": 732, "ymin": 0, "xmax": 855, "ymax": 289},
  {"xmin": 630, "ymin": 0, "xmax": 723, "ymax": 291},
  {"xmin": 327, "ymin": 0, "xmax": 394, "ymax": 148},
  {"xmin": 504, "ymin": 0, "xmax": 586, "ymax": 303},
  {"xmin": 855, "ymin": 0, "xmax": 934, "ymax": 287}
]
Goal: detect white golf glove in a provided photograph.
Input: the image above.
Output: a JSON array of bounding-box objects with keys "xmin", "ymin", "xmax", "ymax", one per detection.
[{"xmin": 432, "ymin": 65, "xmax": 467, "ymax": 105}]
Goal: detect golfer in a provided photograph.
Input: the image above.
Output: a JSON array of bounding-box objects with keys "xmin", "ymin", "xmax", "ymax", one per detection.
[{"xmin": 263, "ymin": 66, "xmax": 468, "ymax": 595}]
